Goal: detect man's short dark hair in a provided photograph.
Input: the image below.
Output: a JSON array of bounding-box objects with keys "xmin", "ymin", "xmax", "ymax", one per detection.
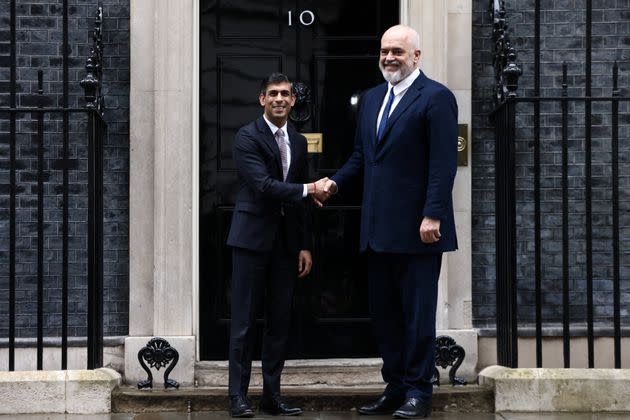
[{"xmin": 260, "ymin": 73, "xmax": 292, "ymax": 95}]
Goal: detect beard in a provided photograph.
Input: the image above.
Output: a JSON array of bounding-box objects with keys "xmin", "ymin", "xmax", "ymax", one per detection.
[{"xmin": 379, "ymin": 55, "xmax": 416, "ymax": 84}]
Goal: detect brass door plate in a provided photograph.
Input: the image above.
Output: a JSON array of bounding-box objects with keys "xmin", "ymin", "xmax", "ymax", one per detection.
[
  {"xmin": 458, "ymin": 124, "xmax": 468, "ymax": 166},
  {"xmin": 304, "ymin": 133, "xmax": 323, "ymax": 153}
]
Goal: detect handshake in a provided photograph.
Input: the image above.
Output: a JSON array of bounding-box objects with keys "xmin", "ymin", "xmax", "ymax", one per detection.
[{"xmin": 306, "ymin": 177, "xmax": 338, "ymax": 207}]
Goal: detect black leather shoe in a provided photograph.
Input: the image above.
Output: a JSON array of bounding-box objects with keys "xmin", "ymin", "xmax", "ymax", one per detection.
[
  {"xmin": 357, "ymin": 394, "xmax": 405, "ymax": 415},
  {"xmin": 259, "ymin": 394, "xmax": 303, "ymax": 416},
  {"xmin": 229, "ymin": 395, "xmax": 254, "ymax": 418},
  {"xmin": 393, "ymin": 397, "xmax": 432, "ymax": 418}
]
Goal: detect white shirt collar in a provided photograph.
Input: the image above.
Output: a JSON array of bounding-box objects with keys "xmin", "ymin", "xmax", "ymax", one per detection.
[
  {"xmin": 389, "ymin": 68, "xmax": 421, "ymax": 96},
  {"xmin": 263, "ymin": 115, "xmax": 288, "ymax": 139}
]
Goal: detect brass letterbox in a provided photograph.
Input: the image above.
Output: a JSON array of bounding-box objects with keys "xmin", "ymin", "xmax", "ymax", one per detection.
[{"xmin": 304, "ymin": 132, "xmax": 323, "ymax": 153}]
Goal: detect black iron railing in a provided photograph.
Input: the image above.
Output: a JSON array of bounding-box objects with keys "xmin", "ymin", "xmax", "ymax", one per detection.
[
  {"xmin": 1, "ymin": 3, "xmax": 105, "ymax": 370},
  {"xmin": 491, "ymin": 0, "xmax": 629, "ymax": 368},
  {"xmin": 491, "ymin": 0, "xmax": 521, "ymax": 369}
]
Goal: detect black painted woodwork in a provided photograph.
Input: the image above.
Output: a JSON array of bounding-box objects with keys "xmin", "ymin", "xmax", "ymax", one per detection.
[{"xmin": 200, "ymin": 0, "xmax": 399, "ymax": 360}]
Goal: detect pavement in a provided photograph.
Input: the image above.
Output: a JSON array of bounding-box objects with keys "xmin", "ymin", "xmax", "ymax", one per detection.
[{"xmin": 4, "ymin": 413, "xmax": 630, "ymax": 419}]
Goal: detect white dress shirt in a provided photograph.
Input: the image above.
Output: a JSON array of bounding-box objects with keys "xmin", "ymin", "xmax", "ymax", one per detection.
[
  {"xmin": 376, "ymin": 68, "xmax": 421, "ymax": 136},
  {"xmin": 263, "ymin": 115, "xmax": 308, "ymax": 197}
]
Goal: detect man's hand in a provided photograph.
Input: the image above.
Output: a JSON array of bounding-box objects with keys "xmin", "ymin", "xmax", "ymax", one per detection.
[
  {"xmin": 322, "ymin": 178, "xmax": 338, "ymax": 195},
  {"xmin": 308, "ymin": 177, "xmax": 337, "ymax": 207},
  {"xmin": 419, "ymin": 217, "xmax": 441, "ymax": 244},
  {"xmin": 298, "ymin": 250, "xmax": 313, "ymax": 278}
]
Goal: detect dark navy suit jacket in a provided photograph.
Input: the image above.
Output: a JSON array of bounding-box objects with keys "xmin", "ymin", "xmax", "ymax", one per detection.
[
  {"xmin": 332, "ymin": 71, "xmax": 458, "ymax": 254},
  {"xmin": 227, "ymin": 116, "xmax": 311, "ymax": 253}
]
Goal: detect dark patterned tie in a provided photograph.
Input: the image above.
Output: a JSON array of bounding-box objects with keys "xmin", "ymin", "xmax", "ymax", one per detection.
[
  {"xmin": 377, "ymin": 88, "xmax": 395, "ymax": 142},
  {"xmin": 275, "ymin": 129, "xmax": 289, "ymax": 181}
]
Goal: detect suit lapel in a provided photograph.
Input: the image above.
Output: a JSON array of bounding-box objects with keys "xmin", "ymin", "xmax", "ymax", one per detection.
[
  {"xmin": 256, "ymin": 116, "xmax": 283, "ymax": 177},
  {"xmin": 376, "ymin": 72, "xmax": 426, "ymax": 150},
  {"xmin": 366, "ymin": 84, "xmax": 388, "ymax": 152},
  {"xmin": 286, "ymin": 129, "xmax": 300, "ymax": 181}
]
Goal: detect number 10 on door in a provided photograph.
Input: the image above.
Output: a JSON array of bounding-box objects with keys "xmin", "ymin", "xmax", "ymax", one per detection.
[{"xmin": 288, "ymin": 10, "xmax": 315, "ymax": 26}]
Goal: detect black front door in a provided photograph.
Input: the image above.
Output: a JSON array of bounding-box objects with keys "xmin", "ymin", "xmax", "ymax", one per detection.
[{"xmin": 199, "ymin": 0, "xmax": 399, "ymax": 360}]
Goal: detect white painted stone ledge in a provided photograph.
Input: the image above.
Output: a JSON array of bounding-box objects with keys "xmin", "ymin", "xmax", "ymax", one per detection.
[
  {"xmin": 0, "ymin": 367, "xmax": 121, "ymax": 414},
  {"xmin": 480, "ymin": 365, "xmax": 630, "ymax": 412}
]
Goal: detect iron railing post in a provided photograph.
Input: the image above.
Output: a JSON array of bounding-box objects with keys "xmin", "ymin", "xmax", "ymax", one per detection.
[
  {"xmin": 86, "ymin": 110, "xmax": 104, "ymax": 369},
  {"xmin": 82, "ymin": 6, "xmax": 105, "ymax": 370},
  {"xmin": 8, "ymin": 0, "xmax": 17, "ymax": 372},
  {"xmin": 494, "ymin": 100, "xmax": 518, "ymax": 368},
  {"xmin": 612, "ymin": 62, "xmax": 621, "ymax": 368},
  {"xmin": 491, "ymin": 0, "xmax": 521, "ymax": 368},
  {"xmin": 36, "ymin": 70, "xmax": 45, "ymax": 370}
]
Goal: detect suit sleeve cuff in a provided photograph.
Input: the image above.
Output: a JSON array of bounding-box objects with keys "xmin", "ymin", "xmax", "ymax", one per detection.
[{"xmin": 330, "ymin": 176, "xmax": 340, "ymax": 193}]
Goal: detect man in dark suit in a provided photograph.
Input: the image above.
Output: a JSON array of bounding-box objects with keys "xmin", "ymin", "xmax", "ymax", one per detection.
[
  {"xmin": 226, "ymin": 73, "xmax": 327, "ymax": 417},
  {"xmin": 319, "ymin": 25, "xmax": 459, "ymax": 418}
]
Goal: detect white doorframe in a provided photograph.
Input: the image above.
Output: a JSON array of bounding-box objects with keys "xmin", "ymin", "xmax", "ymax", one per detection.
[{"xmin": 192, "ymin": 0, "xmax": 201, "ymax": 361}]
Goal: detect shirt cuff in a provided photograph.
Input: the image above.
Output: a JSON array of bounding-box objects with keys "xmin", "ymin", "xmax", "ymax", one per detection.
[{"xmin": 302, "ymin": 184, "xmax": 308, "ymax": 198}]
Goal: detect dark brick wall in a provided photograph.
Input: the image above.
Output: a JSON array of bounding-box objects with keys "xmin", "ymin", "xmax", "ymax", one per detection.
[
  {"xmin": 0, "ymin": 0, "xmax": 129, "ymax": 338},
  {"xmin": 472, "ymin": 0, "xmax": 630, "ymax": 330}
]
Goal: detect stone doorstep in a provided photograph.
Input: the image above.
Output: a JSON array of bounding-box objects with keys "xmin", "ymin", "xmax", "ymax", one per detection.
[
  {"xmin": 479, "ymin": 366, "xmax": 630, "ymax": 413},
  {"xmin": 0, "ymin": 368, "xmax": 122, "ymax": 415},
  {"xmin": 195, "ymin": 360, "xmax": 384, "ymax": 387},
  {"xmin": 111, "ymin": 384, "xmax": 494, "ymax": 413},
  {"xmin": 195, "ymin": 358, "xmax": 475, "ymax": 387}
]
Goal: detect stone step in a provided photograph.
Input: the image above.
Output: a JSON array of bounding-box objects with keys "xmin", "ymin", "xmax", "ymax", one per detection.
[
  {"xmin": 194, "ymin": 358, "xmax": 475, "ymax": 387},
  {"xmin": 111, "ymin": 385, "xmax": 494, "ymax": 413},
  {"xmin": 194, "ymin": 359, "xmax": 384, "ymax": 387}
]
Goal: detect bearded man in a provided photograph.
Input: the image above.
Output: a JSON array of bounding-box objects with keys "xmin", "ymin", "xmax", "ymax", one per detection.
[{"xmin": 319, "ymin": 25, "xmax": 459, "ymax": 418}]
